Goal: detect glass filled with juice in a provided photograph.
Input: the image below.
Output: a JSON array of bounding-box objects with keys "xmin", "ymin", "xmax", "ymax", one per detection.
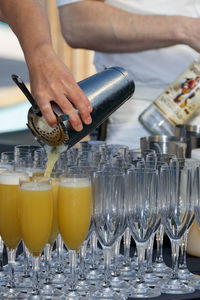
[
  {"xmin": 0, "ymin": 171, "xmax": 28, "ymax": 295},
  {"xmin": 0, "ymin": 171, "xmax": 29, "ymax": 249},
  {"xmin": 58, "ymin": 172, "xmax": 92, "ymax": 296},
  {"xmin": 18, "ymin": 176, "xmax": 53, "ymax": 296}
]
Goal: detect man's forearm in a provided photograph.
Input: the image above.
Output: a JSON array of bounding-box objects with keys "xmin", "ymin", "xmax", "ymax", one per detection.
[
  {"xmin": 0, "ymin": 0, "xmax": 53, "ymax": 67},
  {"xmin": 59, "ymin": 1, "xmax": 197, "ymax": 53}
]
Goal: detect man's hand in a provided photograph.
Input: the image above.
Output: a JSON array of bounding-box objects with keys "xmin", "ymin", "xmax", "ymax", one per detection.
[{"xmin": 28, "ymin": 45, "xmax": 92, "ymax": 131}]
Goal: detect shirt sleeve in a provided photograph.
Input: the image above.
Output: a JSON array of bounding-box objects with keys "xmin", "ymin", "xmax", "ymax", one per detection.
[{"xmin": 56, "ymin": 0, "xmax": 83, "ymax": 7}]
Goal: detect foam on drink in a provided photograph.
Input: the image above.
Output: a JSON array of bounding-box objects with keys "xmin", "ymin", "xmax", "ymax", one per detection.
[
  {"xmin": 60, "ymin": 177, "xmax": 90, "ymax": 188},
  {"xmin": 0, "ymin": 172, "xmax": 28, "ymax": 185},
  {"xmin": 20, "ymin": 182, "xmax": 51, "ymax": 191}
]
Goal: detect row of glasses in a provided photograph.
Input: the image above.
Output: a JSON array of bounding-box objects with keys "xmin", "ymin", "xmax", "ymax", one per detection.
[
  {"xmin": 0, "ymin": 167, "xmax": 93, "ymax": 299},
  {"xmin": 1, "ymin": 143, "xmax": 200, "ymax": 299}
]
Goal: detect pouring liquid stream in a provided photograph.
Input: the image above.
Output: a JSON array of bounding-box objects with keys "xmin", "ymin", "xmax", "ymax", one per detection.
[{"xmin": 44, "ymin": 144, "xmax": 67, "ymax": 178}]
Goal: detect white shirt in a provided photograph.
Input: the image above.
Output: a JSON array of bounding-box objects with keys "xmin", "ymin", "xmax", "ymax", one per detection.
[{"xmin": 57, "ymin": 0, "xmax": 200, "ymax": 148}]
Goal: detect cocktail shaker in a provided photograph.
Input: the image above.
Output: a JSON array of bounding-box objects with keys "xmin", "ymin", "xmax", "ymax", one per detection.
[{"xmin": 12, "ymin": 66, "xmax": 135, "ymax": 150}]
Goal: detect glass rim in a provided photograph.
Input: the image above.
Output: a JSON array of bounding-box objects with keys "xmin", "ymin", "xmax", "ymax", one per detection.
[{"xmin": 127, "ymin": 167, "xmax": 158, "ymax": 173}]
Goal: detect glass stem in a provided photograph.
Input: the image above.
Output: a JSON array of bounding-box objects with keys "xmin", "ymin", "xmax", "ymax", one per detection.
[
  {"xmin": 23, "ymin": 243, "xmax": 30, "ymax": 278},
  {"xmin": 136, "ymin": 243, "xmax": 146, "ymax": 284},
  {"xmin": 69, "ymin": 249, "xmax": 77, "ymax": 291},
  {"xmin": 123, "ymin": 227, "xmax": 131, "ymax": 266},
  {"xmin": 155, "ymin": 224, "xmax": 164, "ymax": 263},
  {"xmin": 32, "ymin": 256, "xmax": 40, "ymax": 295},
  {"xmin": 79, "ymin": 240, "xmax": 87, "ymax": 280},
  {"xmin": 56, "ymin": 234, "xmax": 63, "ymax": 273},
  {"xmin": 90, "ymin": 231, "xmax": 98, "ymax": 269},
  {"xmin": 112, "ymin": 237, "xmax": 121, "ymax": 277},
  {"xmin": 179, "ymin": 230, "xmax": 188, "ymax": 269},
  {"xmin": 171, "ymin": 239, "xmax": 180, "ymax": 280},
  {"xmin": 44, "ymin": 243, "xmax": 52, "ymax": 284},
  {"xmin": 7, "ymin": 248, "xmax": 16, "ymax": 288},
  {"xmin": 103, "ymin": 246, "xmax": 112, "ymax": 287},
  {"xmin": 146, "ymin": 234, "xmax": 154, "ymax": 273}
]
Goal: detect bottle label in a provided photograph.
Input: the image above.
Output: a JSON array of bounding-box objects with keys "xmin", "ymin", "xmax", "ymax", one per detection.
[{"xmin": 154, "ymin": 60, "xmax": 200, "ymax": 125}]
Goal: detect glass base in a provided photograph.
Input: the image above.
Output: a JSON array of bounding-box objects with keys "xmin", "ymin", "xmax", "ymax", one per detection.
[
  {"xmin": 189, "ymin": 277, "xmax": 200, "ymax": 290},
  {"xmin": 86, "ymin": 269, "xmax": 104, "ymax": 281},
  {"xmin": 61, "ymin": 290, "xmax": 82, "ymax": 299},
  {"xmin": 51, "ymin": 272, "xmax": 66, "ymax": 289},
  {"xmin": 143, "ymin": 272, "xmax": 164, "ymax": 287},
  {"xmin": 161, "ymin": 278, "xmax": 195, "ymax": 294},
  {"xmin": 87, "ymin": 287, "xmax": 126, "ymax": 300},
  {"xmin": 110, "ymin": 276, "xmax": 130, "ymax": 293},
  {"xmin": 120, "ymin": 265, "xmax": 136, "ymax": 281},
  {"xmin": 76, "ymin": 279, "xmax": 96, "ymax": 296},
  {"xmin": 40, "ymin": 283, "xmax": 63, "ymax": 297},
  {"xmin": 178, "ymin": 267, "xmax": 196, "ymax": 280},
  {"xmin": 27, "ymin": 295, "xmax": 43, "ymax": 300},
  {"xmin": 128, "ymin": 281, "xmax": 161, "ymax": 298},
  {"xmin": 153, "ymin": 261, "xmax": 172, "ymax": 278},
  {"xmin": 17, "ymin": 276, "xmax": 32, "ymax": 292},
  {"xmin": 0, "ymin": 287, "xmax": 28, "ymax": 299}
]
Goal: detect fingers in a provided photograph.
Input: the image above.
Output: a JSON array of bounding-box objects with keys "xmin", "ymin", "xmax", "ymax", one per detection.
[
  {"xmin": 34, "ymin": 89, "xmax": 92, "ymax": 132},
  {"xmin": 57, "ymin": 87, "xmax": 93, "ymax": 130},
  {"xmin": 60, "ymin": 77, "xmax": 93, "ymax": 126},
  {"xmin": 36, "ymin": 97, "xmax": 57, "ymax": 128},
  {"xmin": 55, "ymin": 94, "xmax": 84, "ymax": 131}
]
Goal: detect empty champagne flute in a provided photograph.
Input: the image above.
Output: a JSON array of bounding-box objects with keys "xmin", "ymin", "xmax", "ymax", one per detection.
[
  {"xmin": 126, "ymin": 167, "xmax": 161, "ymax": 298},
  {"xmin": 87, "ymin": 170, "xmax": 126, "ymax": 300},
  {"xmin": 160, "ymin": 164, "xmax": 195, "ymax": 294}
]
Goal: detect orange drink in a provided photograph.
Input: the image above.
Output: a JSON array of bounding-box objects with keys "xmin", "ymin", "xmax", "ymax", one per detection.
[
  {"xmin": 0, "ymin": 172, "xmax": 27, "ymax": 249},
  {"xmin": 19, "ymin": 179, "xmax": 53, "ymax": 256},
  {"xmin": 58, "ymin": 177, "xmax": 92, "ymax": 250},
  {"xmin": 44, "ymin": 146, "xmax": 61, "ymax": 178}
]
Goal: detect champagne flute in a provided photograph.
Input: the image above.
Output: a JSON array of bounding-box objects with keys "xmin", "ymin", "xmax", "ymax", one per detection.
[
  {"xmin": 18, "ymin": 176, "xmax": 55, "ymax": 299},
  {"xmin": 171, "ymin": 158, "xmax": 199, "ymax": 282},
  {"xmin": 160, "ymin": 164, "xmax": 195, "ymax": 294},
  {"xmin": 126, "ymin": 167, "xmax": 161, "ymax": 298},
  {"xmin": 0, "ymin": 171, "xmax": 28, "ymax": 298},
  {"xmin": 58, "ymin": 172, "xmax": 92, "ymax": 299},
  {"xmin": 40, "ymin": 170, "xmax": 63, "ymax": 297},
  {"xmin": 87, "ymin": 170, "xmax": 126, "ymax": 300}
]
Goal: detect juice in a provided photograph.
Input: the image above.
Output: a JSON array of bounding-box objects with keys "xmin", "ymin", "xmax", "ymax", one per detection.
[
  {"xmin": 48, "ymin": 178, "xmax": 59, "ymax": 245},
  {"xmin": 0, "ymin": 172, "xmax": 27, "ymax": 249},
  {"xmin": 58, "ymin": 178, "xmax": 92, "ymax": 250},
  {"xmin": 19, "ymin": 181, "xmax": 53, "ymax": 256},
  {"xmin": 44, "ymin": 146, "xmax": 61, "ymax": 178}
]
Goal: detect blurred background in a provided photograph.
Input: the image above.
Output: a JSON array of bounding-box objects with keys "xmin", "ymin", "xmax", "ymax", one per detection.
[{"xmin": 0, "ymin": 0, "xmax": 96, "ymax": 152}]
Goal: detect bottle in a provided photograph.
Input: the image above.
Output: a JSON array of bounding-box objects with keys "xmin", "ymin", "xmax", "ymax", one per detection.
[{"xmin": 139, "ymin": 58, "xmax": 200, "ymax": 136}]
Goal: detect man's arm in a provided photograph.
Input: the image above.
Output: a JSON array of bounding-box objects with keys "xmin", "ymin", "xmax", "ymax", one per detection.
[
  {"xmin": 0, "ymin": 0, "xmax": 92, "ymax": 131},
  {"xmin": 58, "ymin": 0, "xmax": 200, "ymax": 53}
]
